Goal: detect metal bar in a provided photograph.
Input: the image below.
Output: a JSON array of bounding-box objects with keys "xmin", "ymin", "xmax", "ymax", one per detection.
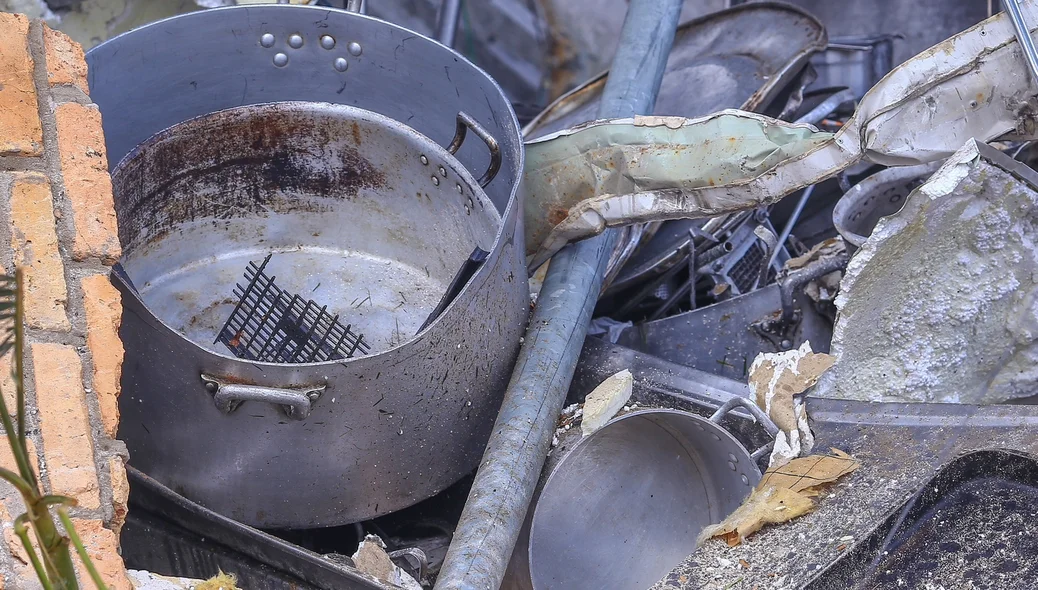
[
  {"xmin": 435, "ymin": 0, "xmax": 463, "ymax": 47},
  {"xmin": 793, "ymin": 89, "xmax": 855, "ymax": 125},
  {"xmin": 1005, "ymin": 0, "xmax": 1038, "ymax": 86},
  {"xmin": 767, "ymin": 184, "xmax": 816, "ymax": 269},
  {"xmin": 433, "ymin": 1, "xmax": 683, "ymax": 588}
]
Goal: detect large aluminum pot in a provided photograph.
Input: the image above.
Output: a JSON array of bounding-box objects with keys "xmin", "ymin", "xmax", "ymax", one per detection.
[{"xmin": 87, "ymin": 5, "xmax": 527, "ymax": 528}]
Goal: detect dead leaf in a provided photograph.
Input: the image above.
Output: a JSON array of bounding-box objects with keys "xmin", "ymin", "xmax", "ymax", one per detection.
[
  {"xmin": 758, "ymin": 448, "xmax": 859, "ymax": 494},
  {"xmin": 739, "ymin": 559, "xmax": 751, "ymax": 569},
  {"xmin": 700, "ymin": 486, "xmax": 815, "ymax": 546},
  {"xmin": 701, "ymin": 448, "xmax": 860, "ymax": 546}
]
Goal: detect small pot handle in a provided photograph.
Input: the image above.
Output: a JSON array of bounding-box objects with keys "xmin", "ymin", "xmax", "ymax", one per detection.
[
  {"xmin": 709, "ymin": 397, "xmax": 779, "ymax": 460},
  {"xmin": 447, "ymin": 111, "xmax": 502, "ymax": 188},
  {"xmin": 201, "ymin": 374, "xmax": 324, "ymax": 421}
]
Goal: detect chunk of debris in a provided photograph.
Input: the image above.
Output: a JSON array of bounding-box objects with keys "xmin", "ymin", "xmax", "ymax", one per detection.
[
  {"xmin": 581, "ymin": 369, "xmax": 633, "ymax": 436},
  {"xmin": 700, "ymin": 449, "xmax": 860, "ymax": 547},
  {"xmin": 128, "ymin": 570, "xmax": 201, "ymax": 590},
  {"xmin": 820, "ymin": 139, "xmax": 1038, "ymax": 403},
  {"xmin": 748, "ymin": 342, "xmax": 834, "ymax": 467},
  {"xmin": 352, "ymin": 534, "xmax": 422, "ymax": 590}
]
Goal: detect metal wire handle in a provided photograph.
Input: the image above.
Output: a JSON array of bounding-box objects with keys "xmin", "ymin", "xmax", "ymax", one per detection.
[
  {"xmin": 709, "ymin": 396, "xmax": 780, "ymax": 461},
  {"xmin": 447, "ymin": 111, "xmax": 502, "ymax": 187}
]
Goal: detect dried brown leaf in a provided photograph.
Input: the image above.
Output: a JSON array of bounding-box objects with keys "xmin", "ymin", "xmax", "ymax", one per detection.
[
  {"xmin": 700, "ymin": 486, "xmax": 815, "ymax": 547},
  {"xmin": 702, "ymin": 449, "xmax": 860, "ymax": 546},
  {"xmin": 758, "ymin": 448, "xmax": 860, "ymax": 494}
]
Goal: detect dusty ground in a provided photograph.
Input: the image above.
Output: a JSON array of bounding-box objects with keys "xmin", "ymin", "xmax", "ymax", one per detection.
[{"xmin": 652, "ymin": 401, "xmax": 1038, "ymax": 589}]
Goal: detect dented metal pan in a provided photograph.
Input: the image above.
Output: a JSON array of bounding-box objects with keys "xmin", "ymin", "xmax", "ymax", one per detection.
[{"xmin": 523, "ymin": 2, "xmax": 827, "ymax": 139}]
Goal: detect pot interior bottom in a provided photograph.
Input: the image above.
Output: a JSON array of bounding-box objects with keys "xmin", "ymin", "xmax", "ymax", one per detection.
[{"xmin": 133, "ymin": 246, "xmax": 447, "ymax": 357}]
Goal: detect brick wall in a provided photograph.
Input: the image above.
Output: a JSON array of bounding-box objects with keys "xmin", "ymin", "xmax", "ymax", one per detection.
[{"xmin": 0, "ymin": 11, "xmax": 129, "ymax": 590}]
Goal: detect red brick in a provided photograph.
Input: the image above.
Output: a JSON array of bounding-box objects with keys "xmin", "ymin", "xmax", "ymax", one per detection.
[
  {"xmin": 70, "ymin": 519, "xmax": 131, "ymax": 590},
  {"xmin": 10, "ymin": 173, "xmax": 70, "ymax": 332},
  {"xmin": 31, "ymin": 343, "xmax": 99, "ymax": 510},
  {"xmin": 80, "ymin": 274, "xmax": 122, "ymax": 438},
  {"xmin": 0, "ymin": 13, "xmax": 42, "ymax": 157},
  {"xmin": 53, "ymin": 103, "xmax": 121, "ymax": 265},
  {"xmin": 106, "ymin": 457, "xmax": 127, "ymax": 539},
  {"xmin": 42, "ymin": 26, "xmax": 88, "ymax": 94}
]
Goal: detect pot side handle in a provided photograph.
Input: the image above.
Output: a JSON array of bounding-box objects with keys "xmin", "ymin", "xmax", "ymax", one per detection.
[
  {"xmin": 201, "ymin": 374, "xmax": 324, "ymax": 421},
  {"xmin": 709, "ymin": 397, "xmax": 779, "ymax": 462},
  {"xmin": 447, "ymin": 111, "xmax": 502, "ymax": 187}
]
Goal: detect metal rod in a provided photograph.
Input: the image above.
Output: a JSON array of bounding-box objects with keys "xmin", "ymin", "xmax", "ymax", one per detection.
[
  {"xmin": 1006, "ymin": 0, "xmax": 1038, "ymax": 86},
  {"xmin": 433, "ymin": 1, "xmax": 683, "ymax": 588},
  {"xmin": 435, "ymin": 0, "xmax": 463, "ymax": 47},
  {"xmin": 767, "ymin": 184, "xmax": 816, "ymax": 269},
  {"xmin": 794, "ymin": 88, "xmax": 855, "ymax": 125}
]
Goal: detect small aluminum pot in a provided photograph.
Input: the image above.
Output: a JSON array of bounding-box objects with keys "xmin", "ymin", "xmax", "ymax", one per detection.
[{"xmin": 504, "ymin": 405, "xmax": 770, "ymax": 590}]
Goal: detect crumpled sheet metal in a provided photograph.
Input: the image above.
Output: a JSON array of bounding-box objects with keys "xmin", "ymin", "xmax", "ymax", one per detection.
[
  {"xmin": 523, "ymin": 3, "xmax": 1038, "ymax": 269},
  {"xmin": 818, "ymin": 139, "xmax": 1038, "ymax": 404},
  {"xmin": 524, "ymin": 113, "xmax": 832, "ymax": 269}
]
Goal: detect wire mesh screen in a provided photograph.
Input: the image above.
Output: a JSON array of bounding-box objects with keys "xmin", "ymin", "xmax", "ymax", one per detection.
[{"xmin": 216, "ymin": 255, "xmax": 369, "ymax": 363}]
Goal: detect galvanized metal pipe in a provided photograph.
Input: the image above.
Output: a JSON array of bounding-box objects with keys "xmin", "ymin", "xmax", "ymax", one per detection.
[
  {"xmin": 1005, "ymin": 0, "xmax": 1038, "ymax": 86},
  {"xmin": 435, "ymin": 0, "xmax": 463, "ymax": 47},
  {"xmin": 433, "ymin": 1, "xmax": 683, "ymax": 588}
]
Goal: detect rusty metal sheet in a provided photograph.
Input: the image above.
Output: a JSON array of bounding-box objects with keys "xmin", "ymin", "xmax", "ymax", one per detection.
[
  {"xmin": 523, "ymin": 3, "xmax": 1038, "ymax": 269},
  {"xmin": 524, "ymin": 112, "xmax": 832, "ymax": 269},
  {"xmin": 524, "ymin": 2, "xmax": 826, "ymax": 139}
]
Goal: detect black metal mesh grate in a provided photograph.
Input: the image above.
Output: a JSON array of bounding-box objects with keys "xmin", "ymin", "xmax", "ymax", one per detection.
[
  {"xmin": 216, "ymin": 255, "xmax": 369, "ymax": 363},
  {"xmin": 728, "ymin": 241, "xmax": 764, "ymax": 294}
]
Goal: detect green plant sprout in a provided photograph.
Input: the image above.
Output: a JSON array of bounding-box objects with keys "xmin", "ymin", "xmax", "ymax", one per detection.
[{"xmin": 0, "ymin": 269, "xmax": 107, "ymax": 590}]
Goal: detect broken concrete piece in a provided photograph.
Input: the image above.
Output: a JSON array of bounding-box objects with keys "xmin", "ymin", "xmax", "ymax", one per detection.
[
  {"xmin": 748, "ymin": 342, "xmax": 834, "ymax": 466},
  {"xmin": 352, "ymin": 534, "xmax": 422, "ymax": 590},
  {"xmin": 580, "ymin": 369, "xmax": 633, "ymax": 436},
  {"xmin": 128, "ymin": 571, "xmax": 202, "ymax": 590},
  {"xmin": 821, "ymin": 139, "xmax": 1038, "ymax": 404}
]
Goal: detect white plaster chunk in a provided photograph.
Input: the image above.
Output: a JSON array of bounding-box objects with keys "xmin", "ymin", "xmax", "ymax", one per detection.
[
  {"xmin": 580, "ymin": 369, "xmax": 633, "ymax": 436},
  {"xmin": 128, "ymin": 571, "xmax": 201, "ymax": 590},
  {"xmin": 748, "ymin": 342, "xmax": 833, "ymax": 467},
  {"xmin": 821, "ymin": 139, "xmax": 1038, "ymax": 403}
]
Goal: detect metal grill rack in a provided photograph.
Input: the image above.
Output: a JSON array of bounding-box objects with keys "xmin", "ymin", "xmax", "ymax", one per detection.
[{"xmin": 216, "ymin": 254, "xmax": 369, "ymax": 363}]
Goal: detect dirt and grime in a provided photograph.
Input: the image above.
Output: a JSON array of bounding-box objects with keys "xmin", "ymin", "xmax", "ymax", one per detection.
[{"xmin": 652, "ymin": 405, "xmax": 1038, "ymax": 589}]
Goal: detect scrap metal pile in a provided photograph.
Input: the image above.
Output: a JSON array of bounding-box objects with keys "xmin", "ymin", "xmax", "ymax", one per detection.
[{"xmin": 33, "ymin": 0, "xmax": 1038, "ymax": 588}]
